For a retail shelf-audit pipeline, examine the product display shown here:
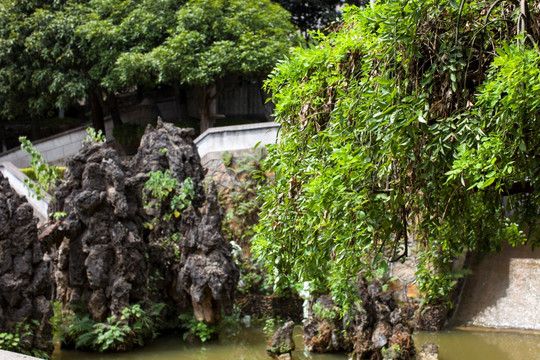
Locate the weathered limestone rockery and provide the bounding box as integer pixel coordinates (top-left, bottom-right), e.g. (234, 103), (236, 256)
(49, 142), (149, 321)
(131, 122), (238, 323)
(303, 279), (415, 359)
(0, 173), (54, 355)
(48, 121), (238, 328)
(266, 321), (296, 359)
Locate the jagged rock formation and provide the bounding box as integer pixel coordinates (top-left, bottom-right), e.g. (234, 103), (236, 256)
(48, 121), (238, 329)
(266, 321), (295, 359)
(303, 279), (415, 359)
(0, 173), (54, 355)
(49, 142), (149, 321)
(130, 122), (237, 323)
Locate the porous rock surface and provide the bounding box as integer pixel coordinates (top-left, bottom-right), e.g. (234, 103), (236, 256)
(0, 173), (54, 355)
(303, 279), (415, 359)
(48, 121), (238, 327)
(266, 321), (295, 359)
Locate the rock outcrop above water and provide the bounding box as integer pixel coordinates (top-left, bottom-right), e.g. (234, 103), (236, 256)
(267, 321), (295, 359)
(48, 121), (238, 330)
(0, 173), (54, 355)
(131, 122), (237, 323)
(303, 279), (415, 359)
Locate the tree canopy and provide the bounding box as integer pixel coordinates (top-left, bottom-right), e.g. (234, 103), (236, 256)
(0, 0), (297, 134)
(254, 0), (540, 309)
(0, 0), (182, 132)
(115, 0), (298, 132)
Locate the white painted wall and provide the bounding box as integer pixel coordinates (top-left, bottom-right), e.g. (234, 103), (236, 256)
(0, 120), (114, 168)
(194, 122), (280, 160)
(0, 162), (50, 224)
(0, 121), (279, 168)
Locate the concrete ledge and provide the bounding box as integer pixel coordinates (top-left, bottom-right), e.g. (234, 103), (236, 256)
(0, 162), (50, 223)
(0, 120), (114, 168)
(194, 122), (280, 160)
(0, 349), (43, 360)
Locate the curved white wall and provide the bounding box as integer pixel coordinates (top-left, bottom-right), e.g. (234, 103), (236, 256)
(194, 122), (280, 160)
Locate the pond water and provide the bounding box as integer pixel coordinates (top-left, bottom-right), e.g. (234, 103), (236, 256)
(414, 329), (540, 360)
(53, 327), (540, 360)
(52, 326), (345, 360)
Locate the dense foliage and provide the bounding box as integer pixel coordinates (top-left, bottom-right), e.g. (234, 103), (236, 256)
(54, 302), (165, 352)
(215, 151), (273, 294)
(254, 0), (540, 308)
(0, 320), (49, 359)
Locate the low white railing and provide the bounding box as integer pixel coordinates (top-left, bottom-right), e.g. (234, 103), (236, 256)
(194, 122), (280, 160)
(0, 121), (278, 168)
(0, 120), (114, 168)
(0, 162), (50, 223)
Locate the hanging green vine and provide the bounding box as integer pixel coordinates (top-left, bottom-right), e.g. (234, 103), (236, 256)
(254, 0), (540, 308)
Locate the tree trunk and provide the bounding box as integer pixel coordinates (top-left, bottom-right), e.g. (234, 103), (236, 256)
(199, 101), (212, 134)
(30, 117), (40, 141)
(198, 86), (213, 133)
(174, 82), (189, 123)
(89, 90), (106, 135)
(105, 91), (123, 127)
(0, 121), (6, 152)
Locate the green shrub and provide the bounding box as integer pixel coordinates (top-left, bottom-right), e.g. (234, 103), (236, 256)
(84, 127), (106, 143)
(178, 313), (218, 343)
(0, 320), (49, 359)
(20, 167), (66, 182)
(19, 136), (61, 200)
(57, 302), (165, 352)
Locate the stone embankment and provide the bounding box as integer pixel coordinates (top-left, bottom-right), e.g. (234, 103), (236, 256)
(451, 242), (540, 330)
(302, 279), (416, 360)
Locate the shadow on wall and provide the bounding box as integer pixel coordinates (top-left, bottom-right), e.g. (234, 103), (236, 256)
(451, 242), (540, 330)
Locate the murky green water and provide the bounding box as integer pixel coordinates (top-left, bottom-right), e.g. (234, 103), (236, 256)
(53, 327), (540, 360)
(414, 329), (540, 360)
(52, 326), (346, 360)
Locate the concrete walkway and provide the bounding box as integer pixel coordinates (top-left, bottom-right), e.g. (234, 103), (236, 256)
(0, 350), (43, 360)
